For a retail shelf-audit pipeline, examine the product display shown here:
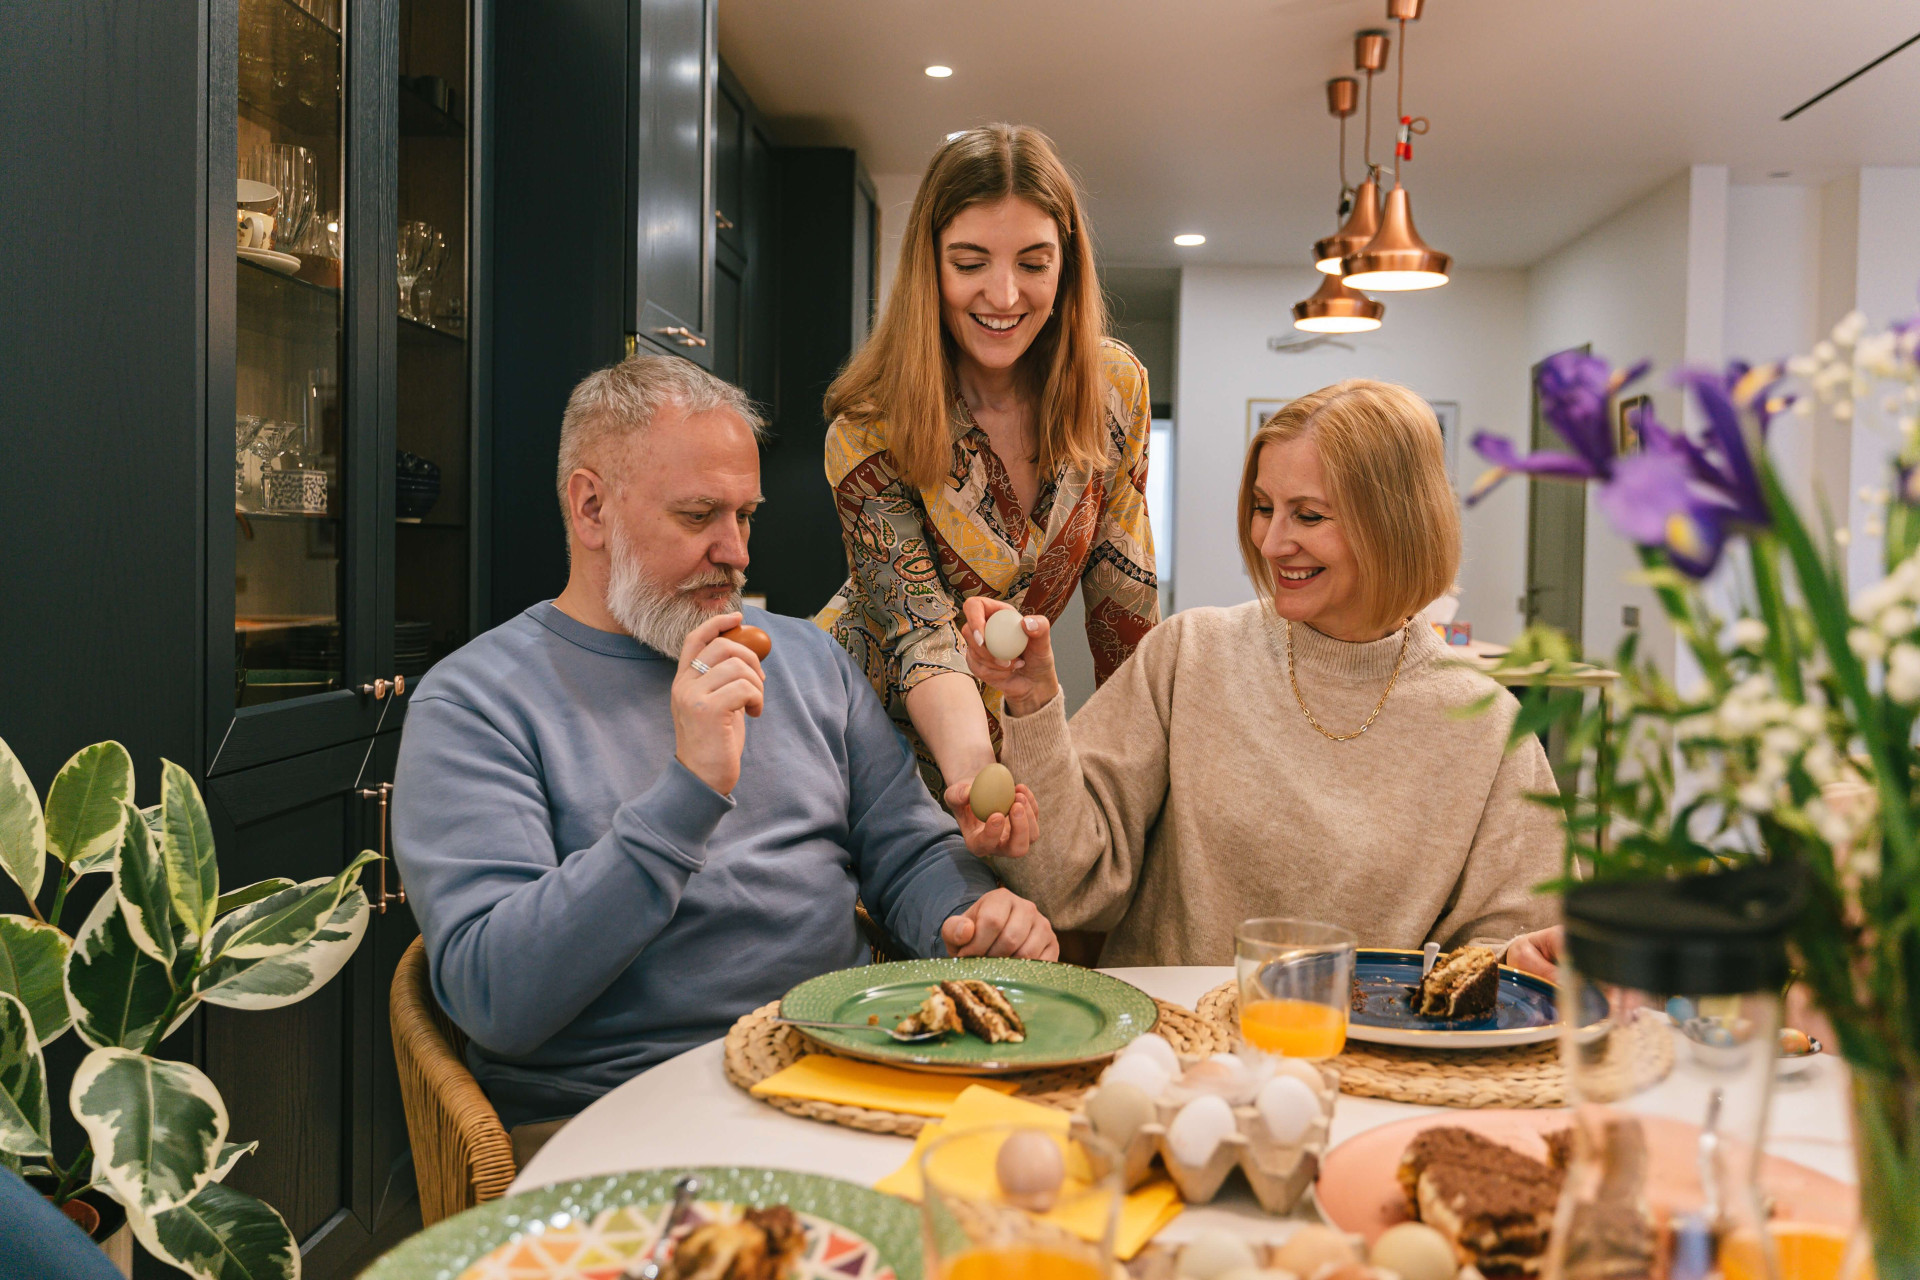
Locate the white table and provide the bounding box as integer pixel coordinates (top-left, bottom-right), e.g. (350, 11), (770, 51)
(513, 967), (1856, 1248)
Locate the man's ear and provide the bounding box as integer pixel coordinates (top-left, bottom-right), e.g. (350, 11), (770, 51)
(566, 468), (610, 551)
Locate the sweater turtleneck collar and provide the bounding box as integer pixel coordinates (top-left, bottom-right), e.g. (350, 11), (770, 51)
(1263, 607), (1446, 686)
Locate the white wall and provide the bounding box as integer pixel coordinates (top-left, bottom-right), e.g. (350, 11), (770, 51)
(1172, 265), (1532, 638)
(873, 172), (922, 316)
(1525, 170), (1694, 673)
(1847, 168), (1920, 588)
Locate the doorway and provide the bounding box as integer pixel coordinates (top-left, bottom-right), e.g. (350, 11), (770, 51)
(1522, 350), (1588, 647)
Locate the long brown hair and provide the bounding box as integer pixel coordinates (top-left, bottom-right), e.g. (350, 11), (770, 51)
(1238, 380), (1460, 635)
(825, 124), (1110, 490)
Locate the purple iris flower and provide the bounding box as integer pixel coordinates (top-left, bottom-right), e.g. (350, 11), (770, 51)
(1466, 351), (1649, 504)
(1671, 363), (1775, 528)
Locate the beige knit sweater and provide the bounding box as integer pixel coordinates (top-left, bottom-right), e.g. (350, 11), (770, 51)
(996, 602), (1563, 967)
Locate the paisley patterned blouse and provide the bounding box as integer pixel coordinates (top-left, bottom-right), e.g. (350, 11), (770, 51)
(816, 340), (1161, 771)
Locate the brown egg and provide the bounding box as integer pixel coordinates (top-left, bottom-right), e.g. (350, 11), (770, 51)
(995, 1129), (1064, 1212)
(721, 624), (772, 660)
(1272, 1225), (1361, 1279)
(1779, 1027), (1813, 1055)
(970, 763), (1016, 820)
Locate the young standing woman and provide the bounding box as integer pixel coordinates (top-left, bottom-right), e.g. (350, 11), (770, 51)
(817, 124), (1160, 855)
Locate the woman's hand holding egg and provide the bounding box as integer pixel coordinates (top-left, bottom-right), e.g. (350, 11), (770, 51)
(961, 598), (1060, 716)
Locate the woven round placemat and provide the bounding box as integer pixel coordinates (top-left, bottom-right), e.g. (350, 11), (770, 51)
(1195, 980), (1673, 1109)
(723, 998), (1224, 1136)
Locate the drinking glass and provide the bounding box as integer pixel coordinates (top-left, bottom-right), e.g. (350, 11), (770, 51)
(920, 1124), (1119, 1280)
(1235, 918), (1356, 1059)
(235, 414), (264, 507)
(412, 229), (446, 325)
(396, 220), (434, 318)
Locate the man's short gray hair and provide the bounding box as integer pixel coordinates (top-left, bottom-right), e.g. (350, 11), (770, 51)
(556, 354), (766, 517)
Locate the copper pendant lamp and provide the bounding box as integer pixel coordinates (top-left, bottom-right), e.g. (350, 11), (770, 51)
(1342, 0), (1451, 291)
(1314, 32), (1388, 274)
(1293, 271), (1384, 333)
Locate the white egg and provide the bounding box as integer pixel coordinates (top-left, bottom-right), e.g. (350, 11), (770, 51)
(983, 609), (1030, 661)
(1175, 1230), (1258, 1280)
(1084, 1081), (1157, 1146)
(1273, 1225), (1361, 1279)
(1255, 1075), (1321, 1145)
(1102, 1051), (1173, 1097)
(1269, 1057), (1328, 1096)
(1369, 1223), (1458, 1280)
(1166, 1094), (1238, 1167)
(994, 1129), (1065, 1212)
(1122, 1031), (1182, 1077)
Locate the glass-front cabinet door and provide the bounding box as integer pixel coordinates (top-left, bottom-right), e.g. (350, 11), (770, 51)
(233, 0), (349, 707)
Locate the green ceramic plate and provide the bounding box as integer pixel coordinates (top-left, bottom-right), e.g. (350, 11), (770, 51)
(779, 957), (1159, 1074)
(360, 1166), (921, 1280)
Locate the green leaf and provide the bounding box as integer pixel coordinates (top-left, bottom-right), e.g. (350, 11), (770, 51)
(0, 916), (72, 1046)
(0, 992), (52, 1159)
(114, 800), (178, 965)
(209, 1140), (257, 1184)
(71, 1046), (227, 1215)
(125, 1180), (298, 1280)
(195, 891), (368, 1011)
(209, 850), (379, 962)
(44, 742), (133, 870)
(159, 760), (219, 940)
(0, 736), (47, 905)
(65, 891), (176, 1051)
(214, 879), (294, 918)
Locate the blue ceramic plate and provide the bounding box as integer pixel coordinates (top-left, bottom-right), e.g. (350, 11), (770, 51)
(1346, 948), (1609, 1048)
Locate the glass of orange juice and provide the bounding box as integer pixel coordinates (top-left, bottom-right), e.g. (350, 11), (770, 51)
(919, 1124), (1120, 1280)
(1235, 917), (1357, 1059)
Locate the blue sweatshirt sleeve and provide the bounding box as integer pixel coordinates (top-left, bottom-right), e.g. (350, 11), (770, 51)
(391, 692), (733, 1057)
(833, 649), (999, 957)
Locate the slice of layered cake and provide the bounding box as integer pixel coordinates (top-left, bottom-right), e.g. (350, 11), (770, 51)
(1414, 945), (1501, 1020)
(895, 980), (1027, 1043)
(1398, 1126), (1563, 1275)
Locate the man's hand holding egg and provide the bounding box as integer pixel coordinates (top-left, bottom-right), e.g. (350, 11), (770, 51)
(942, 765), (1038, 860)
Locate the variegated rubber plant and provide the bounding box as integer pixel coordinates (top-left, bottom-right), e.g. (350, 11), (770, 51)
(0, 735), (378, 1280)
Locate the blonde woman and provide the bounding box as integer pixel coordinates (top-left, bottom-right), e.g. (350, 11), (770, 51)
(817, 125), (1160, 855)
(960, 380), (1565, 970)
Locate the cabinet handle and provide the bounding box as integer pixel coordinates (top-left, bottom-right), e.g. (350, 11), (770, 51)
(355, 782), (407, 914)
(358, 674), (407, 700)
(652, 326), (709, 349)
(714, 208), (735, 230)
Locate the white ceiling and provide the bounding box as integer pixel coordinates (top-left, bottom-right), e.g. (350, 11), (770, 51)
(719, 0), (1920, 270)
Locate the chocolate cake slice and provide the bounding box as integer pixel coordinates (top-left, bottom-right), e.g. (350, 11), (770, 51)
(939, 979), (1026, 1043)
(1414, 945), (1501, 1020)
(896, 986), (964, 1037)
(1399, 1126), (1564, 1275)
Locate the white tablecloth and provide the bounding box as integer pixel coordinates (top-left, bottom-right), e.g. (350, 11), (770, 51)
(512, 966), (1856, 1248)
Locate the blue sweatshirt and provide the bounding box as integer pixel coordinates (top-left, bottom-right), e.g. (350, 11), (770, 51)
(391, 602), (998, 1127)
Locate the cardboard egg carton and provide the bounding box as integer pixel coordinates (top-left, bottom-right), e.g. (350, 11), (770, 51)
(1069, 1057), (1340, 1214)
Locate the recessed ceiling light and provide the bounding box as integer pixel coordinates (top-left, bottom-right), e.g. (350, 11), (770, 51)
(925, 65), (953, 78)
(1173, 233), (1206, 247)
(1769, 170), (1792, 179)
(946, 131), (966, 141)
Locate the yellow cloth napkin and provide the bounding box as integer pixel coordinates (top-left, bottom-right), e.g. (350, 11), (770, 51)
(748, 1054), (1018, 1118)
(874, 1085), (1185, 1261)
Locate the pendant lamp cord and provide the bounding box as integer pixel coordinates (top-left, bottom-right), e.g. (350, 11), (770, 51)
(1338, 112), (1348, 193)
(1362, 65), (1374, 171)
(1392, 16), (1430, 186)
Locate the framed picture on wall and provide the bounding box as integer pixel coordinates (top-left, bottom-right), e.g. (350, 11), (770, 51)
(1247, 398), (1289, 445)
(1617, 394), (1651, 455)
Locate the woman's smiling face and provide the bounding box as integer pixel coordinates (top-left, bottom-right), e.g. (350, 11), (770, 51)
(938, 196), (1061, 375)
(1249, 433), (1377, 641)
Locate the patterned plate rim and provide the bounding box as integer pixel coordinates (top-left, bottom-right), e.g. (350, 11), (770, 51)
(359, 1166), (922, 1280)
(780, 957), (1160, 1074)
(1344, 948), (1609, 1048)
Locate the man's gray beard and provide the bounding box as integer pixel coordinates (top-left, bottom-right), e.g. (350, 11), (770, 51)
(605, 521), (744, 656)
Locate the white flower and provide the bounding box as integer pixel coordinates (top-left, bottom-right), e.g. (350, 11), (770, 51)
(1854, 578), (1903, 621)
(1761, 725), (1803, 757)
(1787, 354), (1819, 378)
(1835, 400), (1855, 422)
(1850, 627), (1888, 660)
(1736, 781), (1775, 812)
(1731, 618), (1769, 650)
(1868, 519), (1886, 540)
(1836, 527), (1854, 546)
(1888, 644), (1920, 703)
(1877, 607), (1914, 639)
(1833, 312), (1867, 346)
(1803, 738), (1841, 784)
(1790, 705), (1825, 737)
(1814, 340), (1840, 363)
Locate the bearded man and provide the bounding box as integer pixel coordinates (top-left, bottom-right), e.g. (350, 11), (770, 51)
(392, 355), (1056, 1156)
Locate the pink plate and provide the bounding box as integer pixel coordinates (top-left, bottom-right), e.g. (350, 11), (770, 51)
(1315, 1110), (1856, 1244)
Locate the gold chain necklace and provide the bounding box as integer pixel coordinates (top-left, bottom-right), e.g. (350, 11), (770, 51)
(1283, 617), (1410, 742)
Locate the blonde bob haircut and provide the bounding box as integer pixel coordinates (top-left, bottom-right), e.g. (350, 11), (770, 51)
(1238, 380), (1460, 636)
(824, 123), (1109, 491)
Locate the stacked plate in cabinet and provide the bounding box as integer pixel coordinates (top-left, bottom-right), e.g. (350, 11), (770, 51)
(395, 620), (433, 678)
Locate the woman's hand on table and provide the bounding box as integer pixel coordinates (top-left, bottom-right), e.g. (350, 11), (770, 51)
(942, 778), (1039, 859)
(941, 887), (1059, 960)
(961, 599), (1059, 717)
(1505, 926), (1563, 979)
